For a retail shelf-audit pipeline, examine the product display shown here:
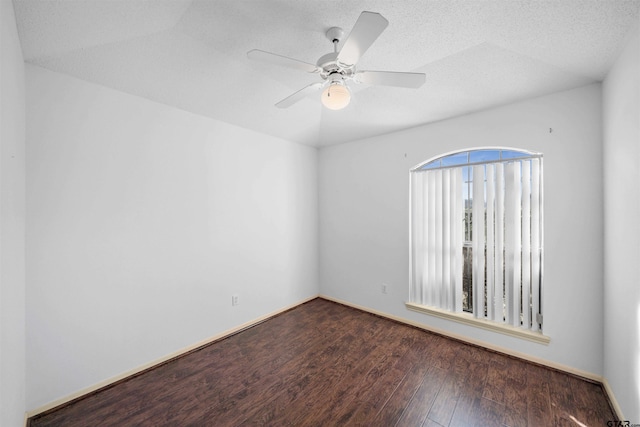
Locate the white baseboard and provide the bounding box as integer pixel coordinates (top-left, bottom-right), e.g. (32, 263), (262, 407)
(25, 294), (319, 423)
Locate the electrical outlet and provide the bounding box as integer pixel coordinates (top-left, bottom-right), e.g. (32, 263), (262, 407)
(381, 283), (388, 294)
(232, 294), (239, 306)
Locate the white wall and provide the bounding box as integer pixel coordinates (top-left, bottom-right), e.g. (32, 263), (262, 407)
(1, 0), (27, 425)
(319, 84), (604, 376)
(25, 65), (318, 410)
(603, 23), (640, 422)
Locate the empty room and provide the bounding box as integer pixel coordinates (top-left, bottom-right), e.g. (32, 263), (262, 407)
(1, 0), (639, 426)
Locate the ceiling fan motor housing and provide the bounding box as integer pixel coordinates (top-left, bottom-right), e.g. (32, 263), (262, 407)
(317, 52), (355, 80)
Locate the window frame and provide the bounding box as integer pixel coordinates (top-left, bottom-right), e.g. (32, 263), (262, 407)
(407, 147), (549, 344)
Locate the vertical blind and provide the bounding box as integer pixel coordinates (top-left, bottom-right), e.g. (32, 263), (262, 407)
(410, 155), (543, 331)
(410, 168), (463, 311)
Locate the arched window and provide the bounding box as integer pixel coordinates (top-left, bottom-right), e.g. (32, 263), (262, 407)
(409, 148), (544, 332)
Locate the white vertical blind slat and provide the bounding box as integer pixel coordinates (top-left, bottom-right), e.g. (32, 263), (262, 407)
(435, 170), (443, 306)
(495, 163), (505, 323)
(486, 164), (495, 321)
(419, 173), (427, 305)
(539, 159), (544, 330)
(504, 162), (517, 325)
(409, 173), (416, 302)
(505, 161), (523, 327)
(531, 158), (541, 331)
(442, 169), (451, 309)
(521, 161), (531, 329)
(453, 167), (464, 313)
(513, 162), (522, 328)
(417, 173), (426, 305)
(472, 165), (485, 319)
(427, 171), (436, 307)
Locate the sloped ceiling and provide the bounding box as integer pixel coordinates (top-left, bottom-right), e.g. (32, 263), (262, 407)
(13, 0), (640, 147)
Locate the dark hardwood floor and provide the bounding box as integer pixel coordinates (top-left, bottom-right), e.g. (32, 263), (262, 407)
(28, 298), (616, 426)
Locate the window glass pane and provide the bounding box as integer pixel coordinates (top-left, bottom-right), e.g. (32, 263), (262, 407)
(420, 160), (440, 170)
(441, 152), (468, 167)
(470, 149), (500, 163)
(463, 245), (473, 312)
(501, 149), (529, 159)
(462, 165), (472, 181)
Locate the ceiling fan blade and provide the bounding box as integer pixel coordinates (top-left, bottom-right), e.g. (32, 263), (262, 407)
(247, 49), (321, 73)
(356, 70), (426, 88)
(337, 11), (388, 66)
(275, 82), (324, 108)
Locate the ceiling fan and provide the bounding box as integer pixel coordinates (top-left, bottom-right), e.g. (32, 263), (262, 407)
(247, 11), (426, 110)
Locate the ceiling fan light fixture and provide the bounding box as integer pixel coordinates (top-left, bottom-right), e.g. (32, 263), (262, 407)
(321, 81), (351, 110)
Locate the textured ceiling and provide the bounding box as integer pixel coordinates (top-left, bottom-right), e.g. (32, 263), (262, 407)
(13, 0), (640, 147)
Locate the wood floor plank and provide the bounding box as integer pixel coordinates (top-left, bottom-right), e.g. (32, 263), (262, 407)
(500, 377), (529, 427)
(426, 370), (466, 426)
(28, 298), (616, 427)
(448, 393), (478, 427)
(449, 395), (506, 427)
(423, 419), (447, 427)
(371, 336), (434, 426)
(527, 381), (553, 427)
(395, 365), (447, 427)
(565, 373), (616, 425)
(373, 362), (429, 426)
(347, 342), (422, 425)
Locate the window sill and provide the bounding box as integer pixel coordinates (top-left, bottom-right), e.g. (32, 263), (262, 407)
(405, 302), (550, 345)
